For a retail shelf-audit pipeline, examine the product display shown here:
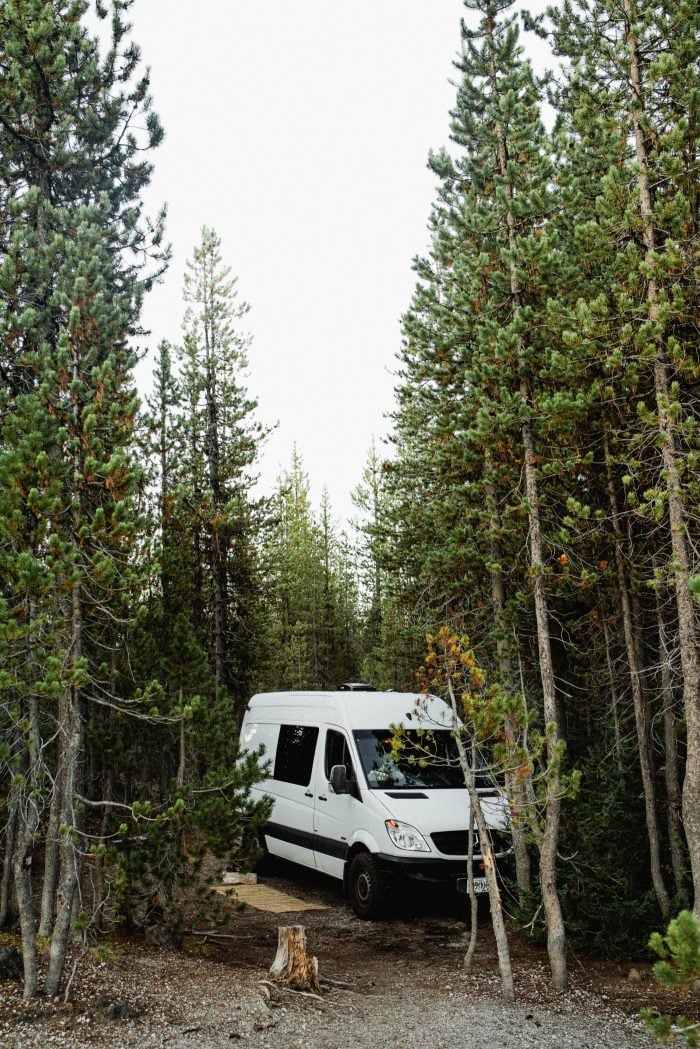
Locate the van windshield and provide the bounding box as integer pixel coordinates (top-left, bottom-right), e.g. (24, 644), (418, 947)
(353, 729), (472, 790)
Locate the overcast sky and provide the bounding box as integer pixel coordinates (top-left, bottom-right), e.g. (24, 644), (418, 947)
(132, 1), (551, 523)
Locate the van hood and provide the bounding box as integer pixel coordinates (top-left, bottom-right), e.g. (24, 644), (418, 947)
(366, 787), (509, 834)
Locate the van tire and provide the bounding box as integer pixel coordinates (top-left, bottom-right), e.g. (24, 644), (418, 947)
(348, 852), (385, 919)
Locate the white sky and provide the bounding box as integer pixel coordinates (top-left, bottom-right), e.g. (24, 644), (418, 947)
(132, 0), (551, 523)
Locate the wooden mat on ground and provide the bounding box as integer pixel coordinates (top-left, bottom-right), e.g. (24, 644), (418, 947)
(216, 883), (327, 913)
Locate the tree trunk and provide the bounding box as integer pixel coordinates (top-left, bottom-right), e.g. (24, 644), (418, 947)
(463, 811), (479, 975)
(13, 695), (43, 998)
(92, 767), (114, 928)
(0, 789), (19, 928)
(605, 439), (670, 919)
(602, 617), (624, 772)
(45, 687), (85, 997)
(446, 679), (514, 1001)
(45, 561), (85, 998)
(13, 810), (40, 999)
(12, 593), (47, 998)
(465, 768), (514, 1000)
(521, 413), (568, 991)
(269, 926), (320, 993)
(622, 0), (700, 917)
(655, 587), (686, 901)
(38, 775), (61, 938)
(485, 465), (533, 898)
(46, 345), (88, 997)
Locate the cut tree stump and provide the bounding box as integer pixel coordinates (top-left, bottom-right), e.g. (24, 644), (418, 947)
(269, 925), (320, 993)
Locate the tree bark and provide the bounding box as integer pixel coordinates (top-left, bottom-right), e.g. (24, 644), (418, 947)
(45, 685), (85, 997)
(0, 789), (19, 928)
(269, 926), (320, 993)
(655, 586), (686, 901)
(485, 465), (532, 897)
(45, 333), (89, 996)
(13, 825), (39, 999)
(521, 415), (568, 991)
(46, 424), (86, 997)
(13, 695), (43, 998)
(605, 439), (670, 919)
(602, 617), (624, 772)
(463, 810), (479, 976)
(38, 774), (61, 938)
(92, 767), (114, 928)
(446, 678), (514, 1001)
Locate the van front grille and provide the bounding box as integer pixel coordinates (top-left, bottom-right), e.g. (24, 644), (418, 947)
(430, 829), (510, 857)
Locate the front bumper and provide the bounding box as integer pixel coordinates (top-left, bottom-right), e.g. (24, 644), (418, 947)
(374, 852), (485, 886)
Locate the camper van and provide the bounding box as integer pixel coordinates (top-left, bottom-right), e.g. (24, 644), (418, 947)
(239, 688), (510, 918)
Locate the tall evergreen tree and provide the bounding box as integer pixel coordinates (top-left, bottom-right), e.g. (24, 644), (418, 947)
(156, 227), (268, 710)
(551, 0), (700, 917)
(260, 450), (361, 691)
(384, 0), (588, 985)
(0, 0), (166, 996)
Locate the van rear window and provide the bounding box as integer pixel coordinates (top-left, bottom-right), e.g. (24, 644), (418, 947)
(274, 725), (319, 786)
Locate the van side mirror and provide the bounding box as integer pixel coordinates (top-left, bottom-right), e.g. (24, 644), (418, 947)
(330, 764), (348, 794)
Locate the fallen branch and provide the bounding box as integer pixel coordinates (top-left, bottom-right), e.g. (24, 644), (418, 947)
(181, 929), (255, 940)
(259, 979), (325, 1004)
(319, 976), (353, 990)
(63, 955), (81, 1003)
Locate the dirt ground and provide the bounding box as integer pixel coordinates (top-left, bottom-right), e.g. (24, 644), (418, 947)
(1, 861), (698, 1048)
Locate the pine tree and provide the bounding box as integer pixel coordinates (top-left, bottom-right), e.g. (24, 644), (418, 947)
(551, 0), (700, 917)
(385, 0), (571, 985)
(124, 233), (270, 810)
(352, 442), (391, 686)
(0, 0), (166, 996)
(175, 226), (265, 700)
(260, 450), (361, 691)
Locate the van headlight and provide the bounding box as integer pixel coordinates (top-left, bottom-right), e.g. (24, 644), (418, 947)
(385, 819), (431, 852)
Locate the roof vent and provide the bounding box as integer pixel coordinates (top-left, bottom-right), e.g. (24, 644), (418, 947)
(337, 682), (378, 692)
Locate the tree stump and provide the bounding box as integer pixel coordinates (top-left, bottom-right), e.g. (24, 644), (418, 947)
(269, 925), (320, 993)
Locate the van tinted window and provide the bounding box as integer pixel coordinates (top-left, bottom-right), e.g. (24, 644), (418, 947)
(324, 729), (354, 780)
(274, 725), (319, 786)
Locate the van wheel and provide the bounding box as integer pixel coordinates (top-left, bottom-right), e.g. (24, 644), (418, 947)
(348, 852), (385, 919)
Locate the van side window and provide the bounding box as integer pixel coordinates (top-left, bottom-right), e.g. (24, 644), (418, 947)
(325, 730), (354, 781)
(325, 730), (361, 800)
(274, 725), (319, 786)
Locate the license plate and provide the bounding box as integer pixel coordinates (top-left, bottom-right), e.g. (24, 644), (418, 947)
(456, 876), (487, 894)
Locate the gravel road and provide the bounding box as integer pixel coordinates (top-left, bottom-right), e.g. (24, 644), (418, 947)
(0, 862), (669, 1048)
(1, 953), (656, 1049)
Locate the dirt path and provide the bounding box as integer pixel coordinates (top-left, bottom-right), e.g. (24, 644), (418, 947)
(0, 862), (690, 1048)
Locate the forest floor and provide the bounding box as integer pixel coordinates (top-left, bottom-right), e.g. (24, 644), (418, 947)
(1, 861), (698, 1049)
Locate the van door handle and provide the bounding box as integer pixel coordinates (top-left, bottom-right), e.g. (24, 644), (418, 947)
(318, 794), (327, 802)
(304, 791), (313, 798)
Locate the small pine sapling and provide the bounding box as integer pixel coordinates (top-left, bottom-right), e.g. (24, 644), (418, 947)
(642, 910), (700, 1047)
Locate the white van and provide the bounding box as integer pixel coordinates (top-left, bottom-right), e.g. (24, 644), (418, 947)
(239, 688), (510, 918)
